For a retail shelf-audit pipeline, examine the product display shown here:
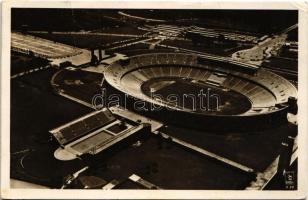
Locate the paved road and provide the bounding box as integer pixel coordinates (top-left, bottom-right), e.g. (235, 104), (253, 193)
(28, 31), (142, 38)
(118, 11), (167, 22)
(11, 65), (51, 79)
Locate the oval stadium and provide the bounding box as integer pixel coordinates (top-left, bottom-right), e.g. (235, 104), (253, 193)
(104, 53), (297, 131)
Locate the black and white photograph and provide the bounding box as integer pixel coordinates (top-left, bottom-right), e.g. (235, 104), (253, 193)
(1, 1), (308, 199)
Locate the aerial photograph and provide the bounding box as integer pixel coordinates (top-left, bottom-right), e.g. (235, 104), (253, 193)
(10, 9), (298, 190)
